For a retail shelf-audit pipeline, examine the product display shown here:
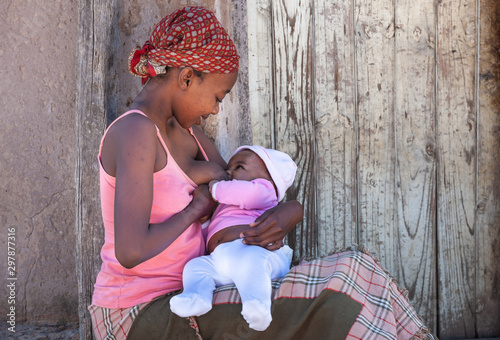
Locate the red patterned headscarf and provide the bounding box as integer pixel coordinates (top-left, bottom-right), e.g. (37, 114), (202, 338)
(129, 6), (240, 84)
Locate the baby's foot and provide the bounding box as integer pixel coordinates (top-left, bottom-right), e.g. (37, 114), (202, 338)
(241, 300), (272, 331)
(169, 293), (212, 317)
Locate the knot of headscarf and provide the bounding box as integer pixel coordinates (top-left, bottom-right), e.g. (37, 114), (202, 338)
(129, 6), (240, 85)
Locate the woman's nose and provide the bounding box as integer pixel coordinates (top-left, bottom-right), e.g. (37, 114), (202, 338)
(212, 102), (220, 115)
(225, 169), (231, 177)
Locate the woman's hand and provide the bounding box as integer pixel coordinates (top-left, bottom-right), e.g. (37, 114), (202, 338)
(190, 184), (218, 222)
(240, 200), (303, 251)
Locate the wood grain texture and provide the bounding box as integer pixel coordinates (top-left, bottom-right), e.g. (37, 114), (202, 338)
(246, 0), (274, 149)
(354, 0), (397, 273)
(436, 0), (477, 337)
(77, 0), (500, 337)
(394, 0), (437, 332)
(75, 0), (118, 339)
(476, 0), (500, 336)
(314, 1), (358, 254)
(202, 1), (251, 160)
(272, 0), (317, 259)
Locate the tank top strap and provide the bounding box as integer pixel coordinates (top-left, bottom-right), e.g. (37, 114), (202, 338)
(188, 127), (209, 161)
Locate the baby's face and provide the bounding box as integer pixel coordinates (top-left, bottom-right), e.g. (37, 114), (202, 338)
(226, 150), (273, 182)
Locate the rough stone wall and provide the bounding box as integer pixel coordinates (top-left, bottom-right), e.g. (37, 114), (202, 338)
(0, 0), (79, 326)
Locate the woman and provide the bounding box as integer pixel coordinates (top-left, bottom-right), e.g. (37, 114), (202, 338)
(88, 6), (302, 340)
(89, 6), (434, 340)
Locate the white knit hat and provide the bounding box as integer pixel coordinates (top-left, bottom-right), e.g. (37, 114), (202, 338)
(233, 145), (297, 201)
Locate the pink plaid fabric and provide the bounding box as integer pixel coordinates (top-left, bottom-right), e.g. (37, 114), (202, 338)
(212, 247), (435, 340)
(88, 302), (148, 340)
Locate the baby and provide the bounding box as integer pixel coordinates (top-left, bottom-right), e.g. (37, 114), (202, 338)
(170, 145), (297, 331)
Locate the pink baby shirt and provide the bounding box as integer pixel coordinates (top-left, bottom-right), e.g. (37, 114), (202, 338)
(92, 110), (206, 309)
(206, 178), (278, 246)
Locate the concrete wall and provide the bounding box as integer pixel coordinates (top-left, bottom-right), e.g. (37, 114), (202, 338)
(0, 0), (79, 326)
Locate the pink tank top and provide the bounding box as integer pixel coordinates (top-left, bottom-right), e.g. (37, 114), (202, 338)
(92, 110), (207, 308)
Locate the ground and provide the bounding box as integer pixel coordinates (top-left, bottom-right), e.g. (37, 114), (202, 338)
(0, 324), (79, 340)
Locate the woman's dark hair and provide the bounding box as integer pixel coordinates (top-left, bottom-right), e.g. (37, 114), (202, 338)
(192, 69), (204, 78)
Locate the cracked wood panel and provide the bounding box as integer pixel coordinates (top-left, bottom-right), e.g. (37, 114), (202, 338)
(477, 0), (500, 336)
(394, 0), (437, 332)
(355, 0), (397, 274)
(436, 0), (477, 337)
(247, 0), (274, 149)
(314, 0), (358, 255)
(76, 0), (118, 339)
(78, 1), (500, 338)
(201, 1), (252, 159)
(272, 0), (317, 259)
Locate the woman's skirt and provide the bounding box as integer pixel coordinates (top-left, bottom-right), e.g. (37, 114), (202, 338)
(125, 246), (436, 340)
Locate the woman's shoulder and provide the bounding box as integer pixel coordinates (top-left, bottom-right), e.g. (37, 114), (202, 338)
(100, 112), (159, 175)
(106, 112), (157, 143)
(112, 111), (155, 131)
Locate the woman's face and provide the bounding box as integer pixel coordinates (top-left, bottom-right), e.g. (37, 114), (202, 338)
(173, 70), (238, 128)
(226, 150), (273, 182)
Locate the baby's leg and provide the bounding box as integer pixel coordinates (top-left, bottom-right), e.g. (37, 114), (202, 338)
(169, 256), (219, 317)
(225, 242), (292, 331)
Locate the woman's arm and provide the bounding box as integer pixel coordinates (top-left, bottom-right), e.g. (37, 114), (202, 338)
(241, 200), (303, 251)
(110, 116), (216, 269)
(206, 200), (303, 253)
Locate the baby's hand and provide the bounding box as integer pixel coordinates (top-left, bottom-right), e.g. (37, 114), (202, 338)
(209, 179), (220, 195)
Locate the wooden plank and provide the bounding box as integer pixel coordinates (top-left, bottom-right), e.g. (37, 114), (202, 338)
(202, 1), (252, 160)
(354, 0), (397, 273)
(314, 0), (357, 254)
(272, 0), (317, 260)
(394, 0), (437, 332)
(246, 0), (274, 149)
(476, 0), (500, 336)
(75, 0), (118, 338)
(436, 0), (477, 337)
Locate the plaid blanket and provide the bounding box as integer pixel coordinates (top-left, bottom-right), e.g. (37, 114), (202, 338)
(128, 246), (436, 339)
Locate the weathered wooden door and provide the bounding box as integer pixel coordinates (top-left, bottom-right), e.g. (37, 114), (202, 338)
(76, 0), (499, 339)
(246, 0), (500, 338)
